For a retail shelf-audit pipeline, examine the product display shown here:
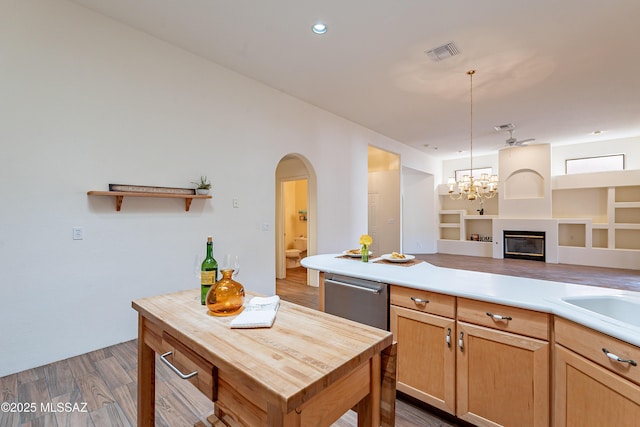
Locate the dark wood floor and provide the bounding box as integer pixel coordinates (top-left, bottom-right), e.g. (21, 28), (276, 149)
(0, 268), (455, 427)
(414, 253), (639, 291)
(1, 256), (636, 426)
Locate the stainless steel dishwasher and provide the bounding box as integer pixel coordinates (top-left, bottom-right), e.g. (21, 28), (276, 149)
(324, 273), (389, 330)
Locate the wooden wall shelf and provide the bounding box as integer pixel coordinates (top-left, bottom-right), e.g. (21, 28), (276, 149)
(87, 191), (211, 212)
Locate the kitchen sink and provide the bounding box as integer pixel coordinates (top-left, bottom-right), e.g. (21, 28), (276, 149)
(561, 295), (640, 327)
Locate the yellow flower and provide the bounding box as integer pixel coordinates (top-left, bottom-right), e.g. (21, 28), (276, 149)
(359, 234), (373, 246)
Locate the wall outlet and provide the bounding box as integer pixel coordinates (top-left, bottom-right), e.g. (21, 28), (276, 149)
(232, 197), (239, 208)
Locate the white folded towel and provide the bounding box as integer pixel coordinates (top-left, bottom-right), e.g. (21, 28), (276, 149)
(230, 296), (280, 329)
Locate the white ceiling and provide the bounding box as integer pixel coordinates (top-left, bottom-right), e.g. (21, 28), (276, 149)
(71, 0), (640, 159)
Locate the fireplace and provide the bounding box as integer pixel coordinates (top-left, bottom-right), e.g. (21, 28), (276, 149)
(503, 230), (546, 261)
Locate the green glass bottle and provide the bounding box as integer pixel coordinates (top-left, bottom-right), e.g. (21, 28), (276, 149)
(201, 236), (218, 305)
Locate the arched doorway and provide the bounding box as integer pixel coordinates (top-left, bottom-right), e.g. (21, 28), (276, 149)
(275, 154), (318, 286)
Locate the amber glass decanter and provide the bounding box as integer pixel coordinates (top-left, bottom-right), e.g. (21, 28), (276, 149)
(206, 269), (245, 316)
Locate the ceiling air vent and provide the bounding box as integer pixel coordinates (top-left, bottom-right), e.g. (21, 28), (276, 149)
(425, 42), (460, 62)
(494, 123), (515, 132)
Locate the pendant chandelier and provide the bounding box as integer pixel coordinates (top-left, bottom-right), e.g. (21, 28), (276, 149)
(448, 70), (498, 202)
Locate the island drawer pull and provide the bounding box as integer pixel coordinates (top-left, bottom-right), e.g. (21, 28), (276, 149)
(410, 296), (429, 304)
(602, 348), (638, 367)
(486, 312), (512, 321)
(160, 351), (198, 379)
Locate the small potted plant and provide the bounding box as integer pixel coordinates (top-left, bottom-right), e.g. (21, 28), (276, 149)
(192, 176), (212, 195)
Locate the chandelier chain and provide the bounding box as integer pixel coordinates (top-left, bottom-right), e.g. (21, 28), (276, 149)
(447, 69), (499, 204)
(468, 69), (474, 175)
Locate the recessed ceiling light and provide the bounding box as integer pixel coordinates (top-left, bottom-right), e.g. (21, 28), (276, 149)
(591, 130), (606, 135)
(312, 23), (327, 34)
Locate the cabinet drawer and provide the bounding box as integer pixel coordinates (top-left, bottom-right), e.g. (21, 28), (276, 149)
(161, 332), (218, 401)
(390, 285), (455, 318)
(457, 298), (550, 340)
(555, 317), (640, 385)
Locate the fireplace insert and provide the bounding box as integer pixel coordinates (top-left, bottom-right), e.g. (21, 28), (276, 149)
(503, 230), (545, 261)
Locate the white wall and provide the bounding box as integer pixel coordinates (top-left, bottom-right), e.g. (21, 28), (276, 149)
(551, 137), (640, 176)
(441, 153), (499, 184)
(442, 137), (640, 184)
(499, 144), (552, 218)
(402, 167), (436, 253)
(0, 0), (437, 376)
(368, 170), (401, 255)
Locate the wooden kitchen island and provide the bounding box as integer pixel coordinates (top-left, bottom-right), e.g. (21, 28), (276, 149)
(132, 289), (395, 426)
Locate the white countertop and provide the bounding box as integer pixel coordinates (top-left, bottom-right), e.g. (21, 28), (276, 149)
(302, 254), (640, 347)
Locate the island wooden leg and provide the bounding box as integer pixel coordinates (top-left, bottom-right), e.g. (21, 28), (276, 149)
(380, 342), (397, 427)
(356, 353), (381, 427)
(138, 316), (156, 427)
(266, 401), (291, 426)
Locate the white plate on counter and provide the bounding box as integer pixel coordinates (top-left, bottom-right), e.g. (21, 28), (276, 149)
(381, 253), (415, 263)
(342, 250), (372, 258)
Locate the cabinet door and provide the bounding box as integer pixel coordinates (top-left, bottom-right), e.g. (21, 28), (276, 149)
(456, 322), (549, 427)
(390, 305), (455, 414)
(555, 344), (640, 427)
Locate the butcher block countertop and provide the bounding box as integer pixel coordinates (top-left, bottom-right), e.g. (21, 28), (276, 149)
(302, 254), (640, 347)
(132, 289), (394, 424)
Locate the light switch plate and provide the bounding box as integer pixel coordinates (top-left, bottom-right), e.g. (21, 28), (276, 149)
(72, 227), (84, 240)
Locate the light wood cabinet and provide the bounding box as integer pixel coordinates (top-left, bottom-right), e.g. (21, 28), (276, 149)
(390, 291), (551, 426)
(554, 318), (640, 427)
(389, 286), (456, 414)
(456, 298), (550, 427)
(456, 321), (549, 427)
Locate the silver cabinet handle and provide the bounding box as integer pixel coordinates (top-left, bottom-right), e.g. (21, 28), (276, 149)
(410, 296), (429, 304)
(486, 312), (512, 321)
(458, 331), (464, 351)
(160, 351), (198, 379)
(602, 348), (638, 367)
(446, 328), (451, 348)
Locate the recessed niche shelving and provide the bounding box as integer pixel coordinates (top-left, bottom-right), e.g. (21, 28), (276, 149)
(615, 185), (640, 202)
(553, 181), (640, 251)
(558, 222), (586, 247)
(437, 193), (497, 257)
(592, 228), (608, 249)
(435, 170), (640, 268)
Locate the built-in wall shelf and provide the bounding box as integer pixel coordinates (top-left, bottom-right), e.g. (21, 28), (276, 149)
(437, 170), (640, 268)
(437, 192), (499, 256)
(87, 191), (212, 212)
(551, 178), (640, 270)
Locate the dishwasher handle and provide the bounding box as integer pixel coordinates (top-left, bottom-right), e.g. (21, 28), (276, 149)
(325, 278), (384, 294)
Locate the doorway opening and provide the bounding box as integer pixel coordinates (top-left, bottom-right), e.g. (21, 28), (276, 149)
(368, 146), (401, 255)
(283, 179), (308, 269)
(275, 154), (317, 286)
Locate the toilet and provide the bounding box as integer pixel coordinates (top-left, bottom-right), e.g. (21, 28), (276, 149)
(285, 237), (308, 269)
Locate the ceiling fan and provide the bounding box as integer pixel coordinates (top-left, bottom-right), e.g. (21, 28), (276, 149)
(504, 129), (535, 146)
